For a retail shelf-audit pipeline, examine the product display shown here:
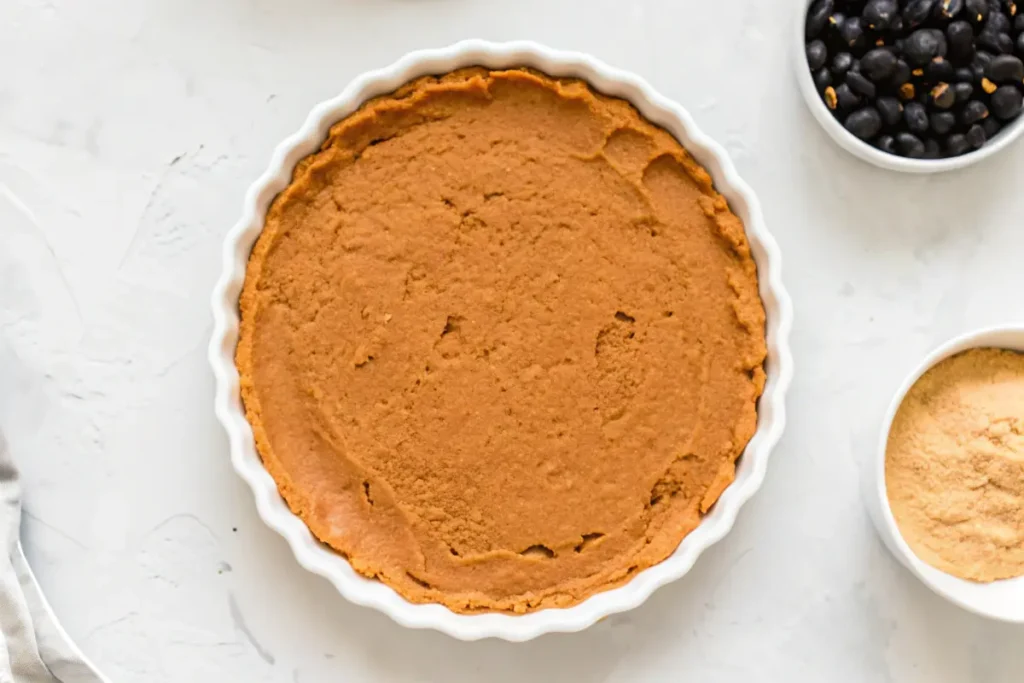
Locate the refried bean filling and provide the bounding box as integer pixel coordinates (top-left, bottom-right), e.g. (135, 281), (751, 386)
(236, 68), (766, 613)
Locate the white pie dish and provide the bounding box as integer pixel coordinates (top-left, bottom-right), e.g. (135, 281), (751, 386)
(208, 39), (794, 641)
(865, 325), (1024, 623)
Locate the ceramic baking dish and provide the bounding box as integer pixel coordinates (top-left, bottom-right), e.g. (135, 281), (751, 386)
(208, 39), (794, 641)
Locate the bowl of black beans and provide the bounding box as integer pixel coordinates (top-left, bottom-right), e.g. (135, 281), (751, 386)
(798, 0), (1024, 171)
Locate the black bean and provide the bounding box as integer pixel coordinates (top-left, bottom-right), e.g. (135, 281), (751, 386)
(839, 82), (864, 109)
(923, 138), (942, 158)
(962, 98), (991, 122)
(905, 29), (948, 65)
(931, 82), (958, 107)
(990, 83), (1024, 117)
(1015, 13), (1024, 32)
(807, 40), (829, 71)
(980, 29), (1015, 53)
(986, 10), (1012, 34)
(1017, 32), (1024, 57)
(931, 110), (958, 132)
(955, 66), (976, 82)
(954, 80), (976, 101)
(814, 67), (834, 92)
(947, 21), (976, 58)
(982, 116), (1004, 137)
(928, 56), (957, 81)
(890, 59), (913, 87)
(936, 0), (966, 19)
(946, 132), (972, 153)
(987, 53), (1024, 80)
(807, 0), (835, 38)
(828, 12), (847, 34)
(862, 48), (898, 80)
(845, 107), (884, 139)
(864, 0), (900, 29)
(835, 82), (862, 109)
(847, 71), (878, 97)
(967, 122), (988, 146)
(877, 95), (904, 124)
(840, 16), (867, 48)
(905, 0), (939, 27)
(875, 134), (897, 153)
(905, 101), (931, 132)
(896, 131), (928, 156)
(891, 14), (905, 32)
(971, 51), (994, 80)
(833, 51), (855, 76)
(977, 29), (1006, 52)
(966, 0), (990, 24)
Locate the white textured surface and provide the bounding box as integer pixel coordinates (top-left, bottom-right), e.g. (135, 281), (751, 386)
(2, 0), (1024, 680)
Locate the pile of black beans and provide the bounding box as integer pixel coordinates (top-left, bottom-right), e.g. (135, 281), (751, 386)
(805, 0), (1024, 159)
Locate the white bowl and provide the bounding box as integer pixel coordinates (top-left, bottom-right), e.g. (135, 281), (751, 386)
(794, 1), (1024, 173)
(866, 325), (1024, 623)
(208, 40), (794, 641)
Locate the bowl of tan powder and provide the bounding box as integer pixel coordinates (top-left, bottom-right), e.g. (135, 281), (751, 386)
(870, 325), (1024, 623)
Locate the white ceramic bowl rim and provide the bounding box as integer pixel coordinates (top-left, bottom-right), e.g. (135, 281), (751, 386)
(208, 39), (795, 641)
(793, 1), (1024, 174)
(875, 325), (1024, 623)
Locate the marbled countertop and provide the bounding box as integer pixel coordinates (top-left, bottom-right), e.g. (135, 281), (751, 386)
(3, 1), (1024, 681)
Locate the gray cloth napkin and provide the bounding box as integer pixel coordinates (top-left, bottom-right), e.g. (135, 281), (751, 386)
(0, 434), (107, 683)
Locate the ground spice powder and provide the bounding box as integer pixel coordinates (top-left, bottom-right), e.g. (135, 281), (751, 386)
(886, 348), (1024, 582)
